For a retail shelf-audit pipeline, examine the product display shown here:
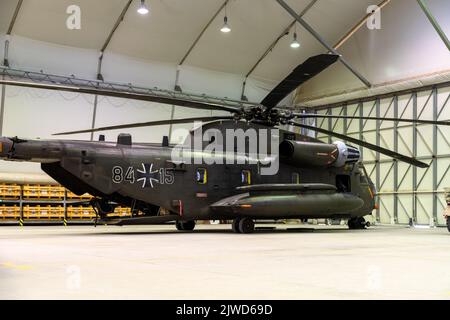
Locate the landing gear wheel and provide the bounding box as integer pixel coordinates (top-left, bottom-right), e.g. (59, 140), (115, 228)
(446, 217), (450, 233)
(176, 220), (196, 231)
(348, 217), (367, 230)
(238, 218), (255, 234)
(232, 218), (241, 233)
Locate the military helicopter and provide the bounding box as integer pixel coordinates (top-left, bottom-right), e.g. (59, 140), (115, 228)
(0, 54), (448, 233)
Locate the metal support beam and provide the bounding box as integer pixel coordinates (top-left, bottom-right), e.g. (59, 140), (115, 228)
(179, 0), (229, 66)
(308, 81), (450, 111)
(327, 108), (332, 144)
(275, 0), (371, 88)
(358, 102), (364, 160)
(97, 0), (133, 80)
(333, 0), (391, 50)
(0, 78), (5, 136)
(169, 0), (229, 140)
(375, 98), (381, 222)
(432, 87), (438, 226)
(90, 0), (133, 140)
(393, 95), (399, 223)
(343, 104), (348, 137)
(1, 0), (23, 136)
(412, 92), (418, 224)
(90, 95), (99, 141)
(416, 0), (450, 52)
(4, 0), (23, 67)
(241, 0), (318, 100)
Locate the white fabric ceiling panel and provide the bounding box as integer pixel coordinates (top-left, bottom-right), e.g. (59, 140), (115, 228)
(184, 0), (311, 77)
(107, 0), (224, 64)
(102, 51), (177, 89)
(0, 34), (4, 59)
(8, 35), (99, 78)
(12, 0), (126, 49)
(0, 0), (18, 34)
(297, 0), (450, 103)
(249, 0), (374, 82)
(177, 64), (244, 100)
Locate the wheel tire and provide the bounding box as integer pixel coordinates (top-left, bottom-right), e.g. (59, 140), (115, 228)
(446, 217), (450, 233)
(348, 219), (355, 229)
(238, 218), (255, 234)
(348, 217), (366, 230)
(175, 221), (184, 231)
(232, 218), (241, 233)
(182, 220), (196, 231)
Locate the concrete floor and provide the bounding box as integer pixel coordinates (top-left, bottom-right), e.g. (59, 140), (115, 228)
(0, 224), (449, 300)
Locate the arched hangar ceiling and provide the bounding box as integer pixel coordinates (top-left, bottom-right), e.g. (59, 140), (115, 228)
(1, 0), (449, 106)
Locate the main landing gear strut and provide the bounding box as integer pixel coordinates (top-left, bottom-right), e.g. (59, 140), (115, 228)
(232, 217), (255, 234)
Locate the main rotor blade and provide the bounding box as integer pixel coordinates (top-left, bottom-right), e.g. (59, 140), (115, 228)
(288, 121), (429, 168)
(0, 79), (239, 113)
(54, 116), (236, 136)
(292, 113), (450, 126)
(261, 54), (339, 109)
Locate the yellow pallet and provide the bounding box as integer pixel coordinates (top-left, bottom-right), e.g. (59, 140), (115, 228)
(23, 185), (65, 199)
(66, 190), (93, 200)
(67, 206), (96, 219)
(0, 206), (20, 219)
(109, 207), (132, 218)
(0, 184), (21, 199)
(23, 205), (65, 220)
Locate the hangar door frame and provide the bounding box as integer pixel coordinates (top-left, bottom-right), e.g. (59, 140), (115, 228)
(309, 83), (450, 227)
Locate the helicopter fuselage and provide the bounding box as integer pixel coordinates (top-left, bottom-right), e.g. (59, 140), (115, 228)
(0, 121), (376, 222)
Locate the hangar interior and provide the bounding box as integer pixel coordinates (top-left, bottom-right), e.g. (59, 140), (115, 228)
(0, 0), (450, 300)
(0, 0), (448, 226)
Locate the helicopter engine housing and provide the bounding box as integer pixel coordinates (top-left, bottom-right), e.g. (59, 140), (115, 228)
(279, 140), (360, 168)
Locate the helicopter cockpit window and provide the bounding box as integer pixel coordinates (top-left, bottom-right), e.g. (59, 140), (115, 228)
(196, 168), (207, 184)
(292, 173), (300, 184)
(241, 170), (251, 185)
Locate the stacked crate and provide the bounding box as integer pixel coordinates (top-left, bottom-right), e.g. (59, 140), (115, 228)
(0, 184), (21, 199)
(0, 205), (20, 220)
(23, 205), (65, 220)
(0, 182), (133, 223)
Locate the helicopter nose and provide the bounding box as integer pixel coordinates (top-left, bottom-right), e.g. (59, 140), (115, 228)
(0, 137), (13, 158)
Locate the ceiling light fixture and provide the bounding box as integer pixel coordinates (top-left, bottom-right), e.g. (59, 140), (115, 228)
(138, 0), (149, 15)
(290, 33), (300, 48)
(220, 4), (231, 33)
(290, 24), (300, 49)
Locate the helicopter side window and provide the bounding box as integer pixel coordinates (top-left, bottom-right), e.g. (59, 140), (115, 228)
(196, 168), (207, 184)
(336, 175), (351, 193)
(241, 170), (251, 185)
(292, 173), (300, 184)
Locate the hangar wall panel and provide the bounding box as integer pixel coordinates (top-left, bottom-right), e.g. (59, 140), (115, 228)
(315, 84), (450, 227)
